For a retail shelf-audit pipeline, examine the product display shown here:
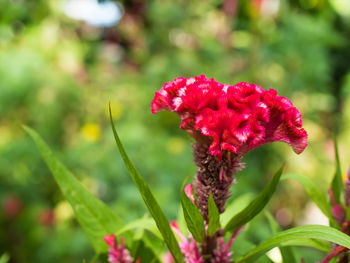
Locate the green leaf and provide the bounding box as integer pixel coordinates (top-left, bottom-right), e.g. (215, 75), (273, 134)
(281, 239), (331, 252)
(116, 217), (162, 239)
(0, 253), (9, 263)
(232, 236), (273, 262)
(331, 135), (343, 204)
(221, 193), (253, 227)
(236, 225), (350, 263)
(208, 194), (220, 237)
(283, 173), (332, 220)
(180, 183), (206, 243)
(24, 126), (123, 254)
(109, 106), (184, 263)
(131, 238), (161, 263)
(264, 212), (296, 263)
(224, 165), (284, 233)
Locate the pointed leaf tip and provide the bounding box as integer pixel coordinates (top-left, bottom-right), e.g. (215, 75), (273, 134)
(109, 107), (184, 262)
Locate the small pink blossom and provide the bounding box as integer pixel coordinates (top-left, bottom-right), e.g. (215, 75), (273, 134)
(104, 234), (133, 263)
(211, 226), (244, 263)
(152, 75), (307, 161)
(162, 251), (174, 263)
(170, 221), (203, 263)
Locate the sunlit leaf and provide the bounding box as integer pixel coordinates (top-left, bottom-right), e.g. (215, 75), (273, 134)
(236, 225), (350, 263)
(0, 253), (9, 263)
(25, 126), (123, 254)
(109, 105), (184, 263)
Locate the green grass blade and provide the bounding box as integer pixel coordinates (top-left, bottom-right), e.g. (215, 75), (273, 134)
(224, 165), (284, 233)
(24, 126), (124, 254)
(208, 194), (220, 237)
(236, 225), (350, 263)
(331, 135), (343, 204)
(108, 105), (184, 263)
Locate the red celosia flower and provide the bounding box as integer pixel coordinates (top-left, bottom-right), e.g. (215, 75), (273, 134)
(104, 234), (134, 263)
(152, 75), (307, 160)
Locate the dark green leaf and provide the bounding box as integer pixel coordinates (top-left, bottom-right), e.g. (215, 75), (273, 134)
(283, 173), (332, 221)
(224, 165), (284, 233)
(131, 238), (161, 263)
(181, 183), (206, 243)
(109, 106), (184, 263)
(208, 194), (220, 237)
(236, 225), (350, 263)
(331, 135), (343, 204)
(24, 126), (123, 254)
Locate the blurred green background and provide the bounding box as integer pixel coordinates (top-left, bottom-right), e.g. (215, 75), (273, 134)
(1, 0), (350, 262)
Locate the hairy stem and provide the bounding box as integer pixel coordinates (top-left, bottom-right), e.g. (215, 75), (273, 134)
(192, 143), (244, 221)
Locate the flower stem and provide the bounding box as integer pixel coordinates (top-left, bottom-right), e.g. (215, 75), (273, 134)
(192, 142), (244, 221)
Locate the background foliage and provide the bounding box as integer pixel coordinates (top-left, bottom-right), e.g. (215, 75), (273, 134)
(1, 0), (350, 262)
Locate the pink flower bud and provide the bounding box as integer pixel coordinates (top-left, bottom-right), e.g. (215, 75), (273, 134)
(329, 189), (345, 225)
(184, 184), (195, 204)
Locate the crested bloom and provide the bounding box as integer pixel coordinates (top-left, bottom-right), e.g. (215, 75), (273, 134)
(152, 75), (308, 219)
(104, 234), (134, 263)
(152, 75), (307, 160)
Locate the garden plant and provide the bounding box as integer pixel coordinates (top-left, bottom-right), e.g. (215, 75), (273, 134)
(24, 75), (350, 263)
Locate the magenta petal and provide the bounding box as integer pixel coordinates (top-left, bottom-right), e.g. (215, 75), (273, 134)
(152, 75), (308, 160)
(104, 234), (116, 248)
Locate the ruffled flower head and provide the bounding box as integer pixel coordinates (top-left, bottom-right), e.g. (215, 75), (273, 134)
(152, 75), (307, 160)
